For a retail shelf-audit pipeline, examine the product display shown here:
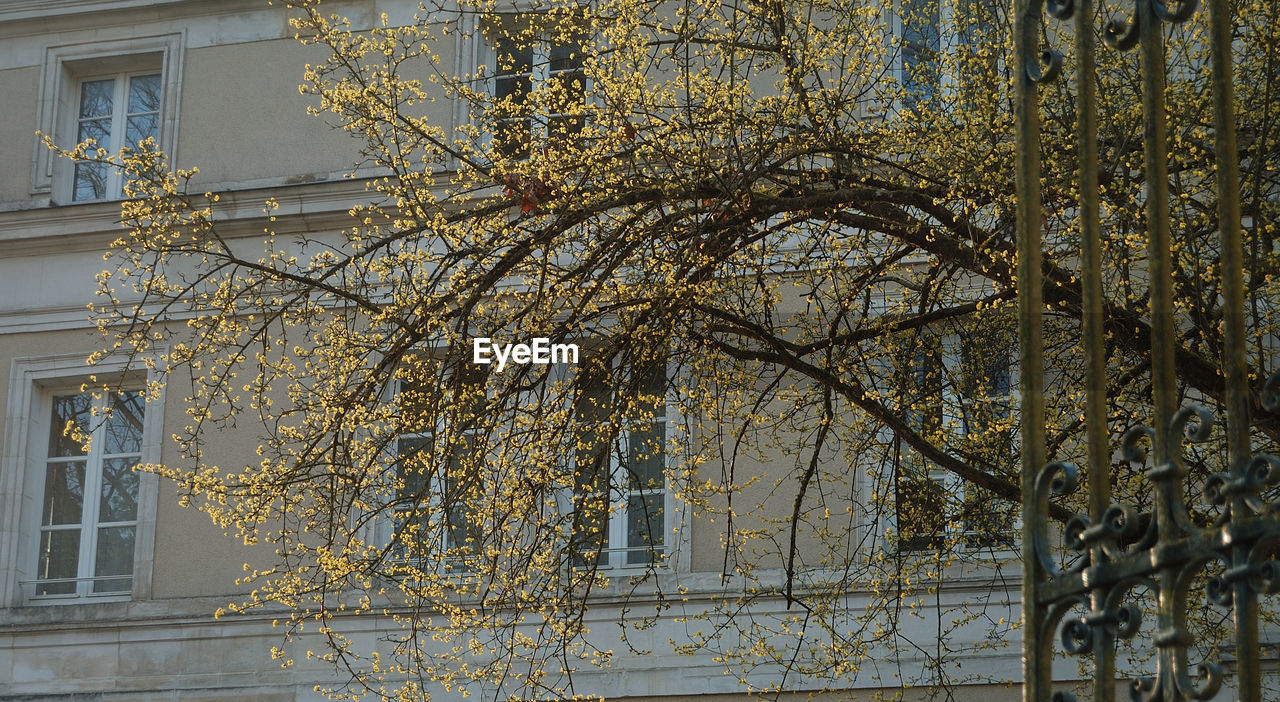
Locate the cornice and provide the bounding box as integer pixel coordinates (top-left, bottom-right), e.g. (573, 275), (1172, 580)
(0, 0), (192, 23)
(0, 176), (385, 258)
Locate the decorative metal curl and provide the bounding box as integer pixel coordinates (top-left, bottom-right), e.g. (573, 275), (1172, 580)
(1064, 514), (1091, 552)
(1122, 425), (1155, 463)
(1171, 404), (1214, 444)
(1152, 0), (1200, 23)
(1261, 369), (1280, 412)
(1247, 537), (1280, 595)
(1129, 675), (1155, 701)
(1113, 602), (1142, 639)
(1103, 14), (1141, 52)
(1026, 49), (1064, 84)
(1061, 613), (1094, 654)
(1046, 0), (1075, 20)
(1177, 661), (1223, 700)
(1033, 462), (1081, 574)
(1129, 662), (1222, 702)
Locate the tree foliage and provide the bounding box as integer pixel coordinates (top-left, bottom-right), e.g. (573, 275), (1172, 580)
(76, 0), (1280, 697)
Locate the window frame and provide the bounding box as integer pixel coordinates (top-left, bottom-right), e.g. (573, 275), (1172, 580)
(568, 359), (672, 572)
(386, 359), (490, 575)
(476, 15), (591, 161)
(893, 0), (1001, 114)
(30, 34), (184, 203)
(892, 326), (1018, 552)
(0, 353), (163, 607)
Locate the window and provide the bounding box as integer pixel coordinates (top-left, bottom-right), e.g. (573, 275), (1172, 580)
(30, 35), (183, 203)
(896, 0), (1000, 112)
(484, 18), (588, 159)
(71, 72), (162, 201)
(569, 362), (667, 569)
(894, 325), (1015, 551)
(0, 353), (162, 606)
(34, 391), (146, 596)
(899, 0), (941, 110)
(391, 362), (488, 569)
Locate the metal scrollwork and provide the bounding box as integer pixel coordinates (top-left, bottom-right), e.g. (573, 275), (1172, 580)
(1026, 49), (1064, 84)
(1103, 13), (1141, 52)
(1017, 0), (1269, 696)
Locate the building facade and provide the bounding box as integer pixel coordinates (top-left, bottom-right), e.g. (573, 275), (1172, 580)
(0, 2), (1040, 700)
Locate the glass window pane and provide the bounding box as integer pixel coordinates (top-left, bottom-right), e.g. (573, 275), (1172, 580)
(495, 117), (531, 159)
(549, 43), (583, 72)
(49, 393), (92, 457)
(77, 117), (111, 148)
(37, 529), (80, 593)
(99, 457), (140, 523)
(125, 114), (159, 150)
(127, 73), (161, 113)
(548, 70), (586, 107)
(74, 162), (109, 201)
(105, 391), (145, 454)
(495, 74), (531, 108)
(78, 79), (115, 119)
(93, 526), (135, 593)
(626, 493), (663, 565)
(496, 38), (532, 75)
(42, 461), (86, 525)
(627, 421), (664, 489)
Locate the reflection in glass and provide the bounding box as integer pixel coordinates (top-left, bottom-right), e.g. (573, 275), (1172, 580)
(105, 391), (145, 454)
(627, 420), (665, 490)
(49, 393), (92, 456)
(128, 74), (161, 113)
(42, 461), (86, 525)
(125, 115), (158, 150)
(93, 526), (135, 593)
(37, 529), (80, 595)
(99, 458), (139, 522)
(78, 79), (114, 119)
(626, 493), (663, 565)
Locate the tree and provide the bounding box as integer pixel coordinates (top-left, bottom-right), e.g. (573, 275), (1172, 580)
(73, 0), (1280, 697)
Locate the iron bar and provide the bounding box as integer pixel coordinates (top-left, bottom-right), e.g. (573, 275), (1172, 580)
(1014, 0), (1051, 698)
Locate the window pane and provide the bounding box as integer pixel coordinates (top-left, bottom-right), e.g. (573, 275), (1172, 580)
(42, 461), (86, 525)
(549, 43), (583, 72)
(78, 79), (115, 119)
(105, 391), (145, 454)
(93, 525), (136, 593)
(627, 420), (664, 490)
(394, 435), (432, 556)
(77, 117), (112, 148)
(74, 161), (109, 201)
(99, 457), (140, 523)
(128, 73), (161, 113)
(125, 114), (159, 150)
(626, 493), (663, 565)
(37, 529), (80, 594)
(496, 38), (532, 75)
(49, 393), (92, 457)
(897, 474), (946, 550)
(901, 0), (940, 107)
(547, 70), (586, 108)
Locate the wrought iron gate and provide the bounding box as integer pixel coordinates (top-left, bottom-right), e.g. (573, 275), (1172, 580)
(1015, 0), (1280, 699)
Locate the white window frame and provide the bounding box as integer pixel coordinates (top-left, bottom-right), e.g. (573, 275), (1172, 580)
(0, 353), (163, 606)
(385, 361), (489, 574)
(893, 0), (998, 113)
(475, 15), (590, 161)
(568, 360), (672, 572)
(30, 34), (184, 203)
